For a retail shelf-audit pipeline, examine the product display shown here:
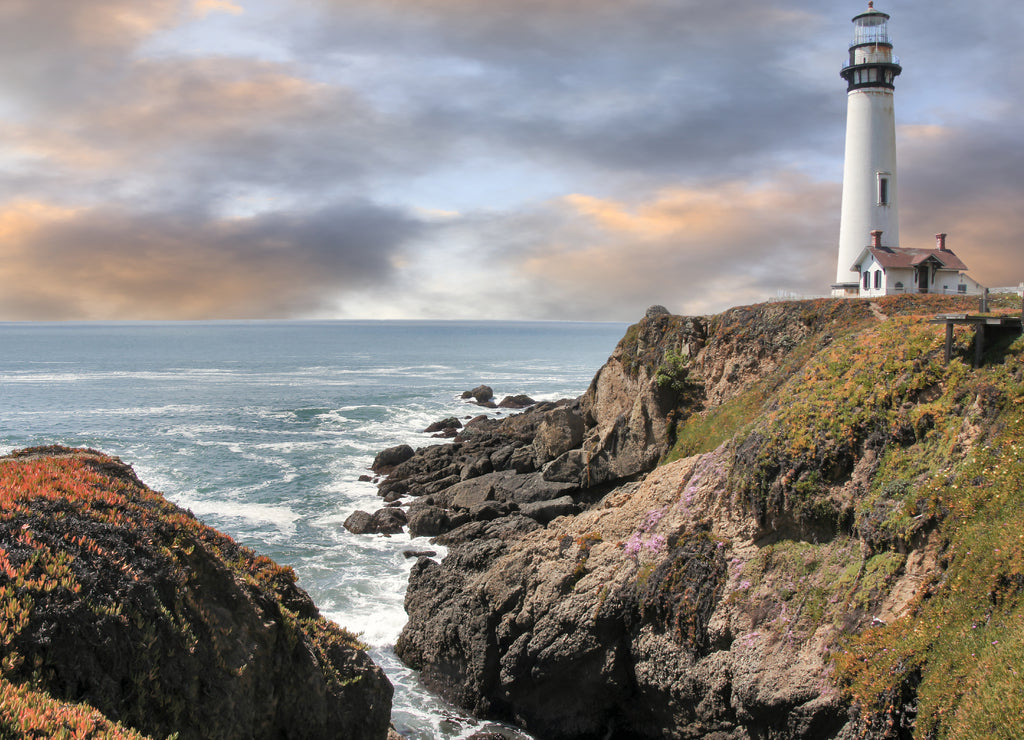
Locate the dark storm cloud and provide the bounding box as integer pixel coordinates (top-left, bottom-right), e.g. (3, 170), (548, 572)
(301, 0), (844, 179)
(0, 200), (424, 320)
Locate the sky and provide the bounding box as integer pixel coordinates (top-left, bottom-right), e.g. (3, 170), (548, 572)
(0, 0), (1021, 321)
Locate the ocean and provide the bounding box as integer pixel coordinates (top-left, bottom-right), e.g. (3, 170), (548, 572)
(0, 319), (627, 739)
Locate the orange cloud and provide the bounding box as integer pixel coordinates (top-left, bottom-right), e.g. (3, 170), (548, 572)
(511, 174), (841, 316)
(193, 0), (244, 17)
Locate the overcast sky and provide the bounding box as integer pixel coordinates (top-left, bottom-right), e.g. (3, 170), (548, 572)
(1, 0), (1021, 321)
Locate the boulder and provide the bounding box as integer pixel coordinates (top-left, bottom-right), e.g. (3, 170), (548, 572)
(498, 395), (536, 409)
(372, 443), (415, 473)
(450, 477), (496, 509)
(424, 417), (463, 434)
(460, 455), (493, 480)
(462, 385), (494, 403)
(407, 506), (452, 538)
(343, 510), (374, 534)
(344, 508), (407, 535)
(532, 407), (585, 464)
(645, 304), (671, 318)
(519, 496), (577, 524)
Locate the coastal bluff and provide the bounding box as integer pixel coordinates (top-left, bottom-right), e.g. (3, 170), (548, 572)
(378, 294), (1024, 739)
(0, 446), (392, 740)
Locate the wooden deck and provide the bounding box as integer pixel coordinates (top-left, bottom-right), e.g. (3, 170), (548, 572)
(930, 313), (1024, 366)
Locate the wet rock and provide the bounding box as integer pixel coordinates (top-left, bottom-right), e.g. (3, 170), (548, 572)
(462, 385), (494, 403)
(498, 395), (536, 409)
(344, 508), (407, 535)
(407, 506), (452, 538)
(372, 444), (415, 473)
(424, 417), (463, 434)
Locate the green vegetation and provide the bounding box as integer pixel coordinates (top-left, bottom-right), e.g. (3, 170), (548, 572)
(0, 449), (365, 740)
(648, 294), (1024, 736)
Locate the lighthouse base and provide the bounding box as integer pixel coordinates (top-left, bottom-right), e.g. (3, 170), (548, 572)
(831, 282), (860, 298)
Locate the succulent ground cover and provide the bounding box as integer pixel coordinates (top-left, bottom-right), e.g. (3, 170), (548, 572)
(0, 446), (389, 740)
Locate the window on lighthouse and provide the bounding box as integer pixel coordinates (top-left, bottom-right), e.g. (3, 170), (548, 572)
(877, 174), (890, 206)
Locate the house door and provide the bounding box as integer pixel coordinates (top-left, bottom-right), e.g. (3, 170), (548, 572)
(917, 266), (929, 294)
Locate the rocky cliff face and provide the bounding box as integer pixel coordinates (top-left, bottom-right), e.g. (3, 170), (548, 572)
(0, 447), (392, 740)
(390, 295), (1024, 739)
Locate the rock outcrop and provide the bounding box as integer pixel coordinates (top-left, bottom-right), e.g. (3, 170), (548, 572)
(386, 294), (1024, 739)
(0, 446), (392, 740)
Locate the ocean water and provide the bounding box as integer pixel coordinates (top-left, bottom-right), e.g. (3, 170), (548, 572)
(0, 320), (626, 739)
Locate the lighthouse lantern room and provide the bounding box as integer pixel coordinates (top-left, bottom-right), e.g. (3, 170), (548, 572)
(832, 2), (902, 297)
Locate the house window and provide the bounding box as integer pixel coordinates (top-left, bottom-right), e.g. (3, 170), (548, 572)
(958, 284), (967, 294)
(877, 173), (890, 205)
(874, 271), (882, 290)
(863, 271), (870, 289)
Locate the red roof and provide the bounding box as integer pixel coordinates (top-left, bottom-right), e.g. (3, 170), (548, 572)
(855, 246), (968, 272)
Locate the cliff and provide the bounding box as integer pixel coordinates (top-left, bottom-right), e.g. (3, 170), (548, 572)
(0, 446), (392, 740)
(388, 294), (1024, 739)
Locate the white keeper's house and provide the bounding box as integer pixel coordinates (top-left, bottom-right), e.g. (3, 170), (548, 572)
(851, 231), (984, 298)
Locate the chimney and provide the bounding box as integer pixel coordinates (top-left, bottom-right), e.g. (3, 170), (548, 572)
(936, 233), (948, 251)
(870, 230), (883, 248)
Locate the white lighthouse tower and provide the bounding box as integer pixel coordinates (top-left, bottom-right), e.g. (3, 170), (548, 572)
(832, 2), (902, 296)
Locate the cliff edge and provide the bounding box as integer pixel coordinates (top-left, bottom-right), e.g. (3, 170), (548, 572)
(0, 446), (393, 740)
(389, 294), (1024, 739)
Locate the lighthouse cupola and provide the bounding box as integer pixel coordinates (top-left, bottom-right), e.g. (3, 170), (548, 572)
(841, 3), (902, 93)
(832, 2), (903, 296)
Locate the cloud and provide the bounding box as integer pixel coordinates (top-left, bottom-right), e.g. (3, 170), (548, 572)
(899, 121), (1024, 290)
(193, 0), (244, 17)
(413, 172), (841, 321)
(0, 0), (1021, 321)
(0, 200), (425, 320)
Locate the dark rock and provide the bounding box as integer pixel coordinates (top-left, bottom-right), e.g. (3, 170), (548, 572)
(343, 510), (375, 534)
(460, 455), (493, 480)
(489, 445), (516, 470)
(433, 514), (542, 547)
(424, 417), (463, 434)
(468, 501), (512, 521)
(372, 443), (415, 473)
(344, 508), (407, 535)
(407, 506), (452, 538)
(402, 550), (438, 559)
(462, 385), (494, 403)
(498, 395), (536, 409)
(358, 474), (373, 482)
(518, 496), (577, 524)
(450, 478), (496, 509)
(509, 447), (536, 474)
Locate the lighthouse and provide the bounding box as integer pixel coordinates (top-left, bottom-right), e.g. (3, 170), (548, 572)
(832, 3), (902, 296)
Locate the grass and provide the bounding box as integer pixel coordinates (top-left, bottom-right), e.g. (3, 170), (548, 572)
(644, 296), (1024, 736)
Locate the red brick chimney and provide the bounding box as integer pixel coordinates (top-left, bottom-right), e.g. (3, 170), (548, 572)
(936, 233), (948, 251)
(870, 230), (883, 248)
